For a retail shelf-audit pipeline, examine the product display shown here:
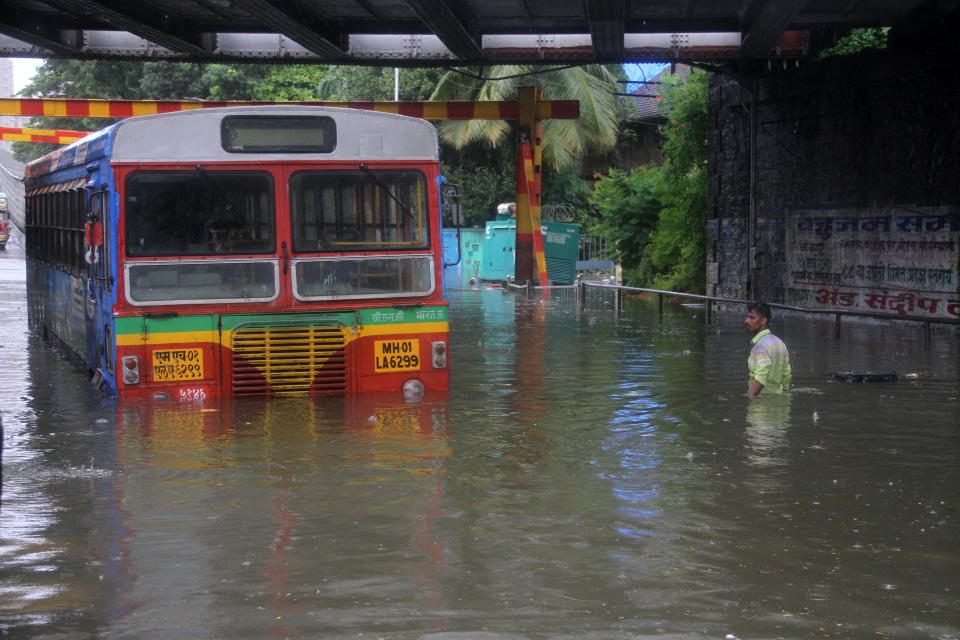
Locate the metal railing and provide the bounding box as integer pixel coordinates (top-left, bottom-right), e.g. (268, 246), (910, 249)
(574, 281), (959, 343)
(0, 154), (25, 232)
(577, 233), (616, 272)
(578, 233), (608, 262)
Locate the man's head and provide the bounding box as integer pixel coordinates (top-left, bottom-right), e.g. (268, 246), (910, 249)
(745, 302), (771, 333)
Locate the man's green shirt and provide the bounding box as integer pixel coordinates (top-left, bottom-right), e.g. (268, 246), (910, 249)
(748, 329), (791, 394)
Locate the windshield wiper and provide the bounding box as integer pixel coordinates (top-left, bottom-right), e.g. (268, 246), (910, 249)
(358, 164), (415, 220)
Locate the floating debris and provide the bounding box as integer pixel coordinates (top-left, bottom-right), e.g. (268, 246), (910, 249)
(830, 371), (897, 383)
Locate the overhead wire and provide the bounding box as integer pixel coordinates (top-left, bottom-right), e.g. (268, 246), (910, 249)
(444, 64), (583, 81)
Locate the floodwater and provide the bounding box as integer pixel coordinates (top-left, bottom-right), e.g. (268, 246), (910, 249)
(2, 231), (959, 639)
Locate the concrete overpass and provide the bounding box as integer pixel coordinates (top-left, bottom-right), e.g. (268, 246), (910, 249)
(1, 1), (955, 67)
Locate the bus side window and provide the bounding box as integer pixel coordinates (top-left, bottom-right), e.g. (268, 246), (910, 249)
(89, 190), (112, 292)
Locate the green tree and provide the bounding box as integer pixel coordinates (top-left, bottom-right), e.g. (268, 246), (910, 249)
(645, 69), (708, 292)
(817, 27), (889, 59)
(588, 69), (708, 292)
(255, 65), (329, 100)
(13, 59), (134, 161)
(541, 163), (593, 221)
(200, 63), (273, 99)
(439, 141), (514, 227)
(429, 65), (624, 171)
(317, 66), (444, 101)
(588, 167), (659, 278)
(12, 60), (284, 161)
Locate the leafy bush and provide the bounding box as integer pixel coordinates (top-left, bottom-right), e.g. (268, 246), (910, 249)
(588, 167), (659, 278)
(646, 70), (708, 291)
(439, 141), (515, 227)
(817, 27), (889, 60)
(589, 69), (708, 292)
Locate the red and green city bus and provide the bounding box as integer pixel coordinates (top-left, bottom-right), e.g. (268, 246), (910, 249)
(24, 106), (449, 400)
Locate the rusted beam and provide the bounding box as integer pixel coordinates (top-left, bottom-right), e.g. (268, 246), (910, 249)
(230, 0), (346, 59)
(40, 0), (213, 56)
(586, 0), (626, 61)
(0, 8), (82, 56)
(403, 0), (482, 61)
(740, 0), (807, 57)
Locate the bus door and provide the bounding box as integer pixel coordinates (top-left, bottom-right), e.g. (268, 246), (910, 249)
(85, 186), (114, 382)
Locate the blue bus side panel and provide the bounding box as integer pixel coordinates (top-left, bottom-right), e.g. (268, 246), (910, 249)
(25, 131), (118, 385)
(27, 260), (90, 361)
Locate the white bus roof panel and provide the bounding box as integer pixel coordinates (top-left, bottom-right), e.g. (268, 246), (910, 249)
(111, 106), (439, 163)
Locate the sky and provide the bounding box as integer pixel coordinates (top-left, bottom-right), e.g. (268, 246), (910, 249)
(11, 58), (42, 93)
(623, 62), (669, 84)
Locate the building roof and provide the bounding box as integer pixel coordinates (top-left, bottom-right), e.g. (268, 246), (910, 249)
(624, 64), (691, 122)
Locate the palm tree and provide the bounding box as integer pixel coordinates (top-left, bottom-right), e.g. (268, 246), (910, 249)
(429, 64), (623, 170)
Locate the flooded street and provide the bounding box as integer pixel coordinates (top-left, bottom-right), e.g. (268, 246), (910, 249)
(1, 236), (958, 639)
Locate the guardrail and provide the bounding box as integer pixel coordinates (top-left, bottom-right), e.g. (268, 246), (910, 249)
(0, 155), (24, 232)
(574, 280), (958, 344)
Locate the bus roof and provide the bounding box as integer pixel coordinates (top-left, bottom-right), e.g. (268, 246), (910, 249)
(26, 105), (439, 180)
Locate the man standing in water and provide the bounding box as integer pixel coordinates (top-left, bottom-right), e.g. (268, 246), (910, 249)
(745, 302), (791, 397)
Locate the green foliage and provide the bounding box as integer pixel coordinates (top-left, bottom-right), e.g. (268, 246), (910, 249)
(11, 60), (441, 162)
(12, 60), (280, 161)
(588, 69), (708, 292)
(317, 66), (444, 101)
(13, 59), (140, 160)
(200, 63), (273, 100)
(588, 168), (659, 275)
(817, 27), (890, 60)
(541, 164), (593, 221)
(439, 141), (514, 227)
(139, 62), (207, 99)
(646, 69), (708, 292)
(430, 65), (624, 170)
(254, 65), (329, 100)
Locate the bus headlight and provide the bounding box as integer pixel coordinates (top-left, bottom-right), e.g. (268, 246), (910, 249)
(121, 356), (140, 385)
(402, 378), (425, 401)
(431, 341), (447, 369)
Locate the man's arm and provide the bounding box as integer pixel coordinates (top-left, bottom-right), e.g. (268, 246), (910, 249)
(749, 349), (771, 397)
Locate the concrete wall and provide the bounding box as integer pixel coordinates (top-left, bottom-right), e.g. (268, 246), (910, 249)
(708, 51), (960, 320)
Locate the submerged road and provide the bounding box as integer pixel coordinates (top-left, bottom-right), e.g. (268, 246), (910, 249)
(1, 234), (958, 639)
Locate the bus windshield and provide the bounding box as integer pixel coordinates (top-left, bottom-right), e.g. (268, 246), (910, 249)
(290, 169), (430, 253)
(125, 170), (275, 256)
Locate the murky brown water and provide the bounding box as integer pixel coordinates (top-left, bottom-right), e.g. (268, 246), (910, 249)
(2, 232), (959, 639)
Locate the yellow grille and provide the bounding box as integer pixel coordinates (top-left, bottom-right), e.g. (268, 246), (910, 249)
(231, 326), (347, 396)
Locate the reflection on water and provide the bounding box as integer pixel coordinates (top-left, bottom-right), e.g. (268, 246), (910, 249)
(1, 266), (959, 638)
(745, 394), (792, 468)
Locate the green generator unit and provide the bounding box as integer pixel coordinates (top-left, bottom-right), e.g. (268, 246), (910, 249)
(480, 220), (516, 282)
(479, 219), (580, 284)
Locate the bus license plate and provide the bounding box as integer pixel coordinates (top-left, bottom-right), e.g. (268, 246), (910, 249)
(374, 339), (420, 372)
(152, 348), (204, 382)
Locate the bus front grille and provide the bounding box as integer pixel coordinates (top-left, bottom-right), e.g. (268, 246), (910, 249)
(231, 326), (347, 396)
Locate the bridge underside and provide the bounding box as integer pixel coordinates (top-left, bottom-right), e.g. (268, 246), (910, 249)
(1, 1), (956, 67)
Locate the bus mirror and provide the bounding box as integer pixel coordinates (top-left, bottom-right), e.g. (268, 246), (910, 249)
(442, 185), (462, 228)
(85, 221), (103, 247)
